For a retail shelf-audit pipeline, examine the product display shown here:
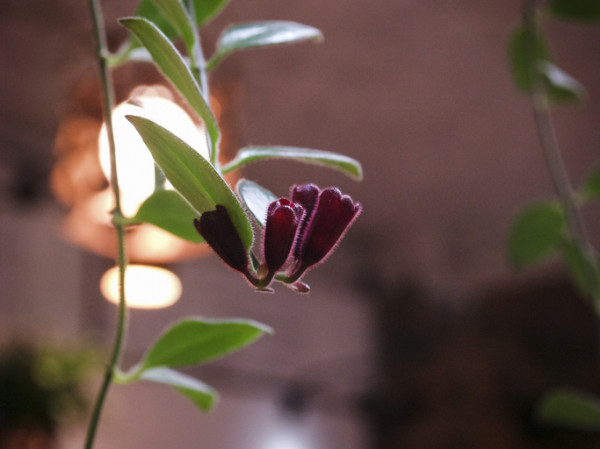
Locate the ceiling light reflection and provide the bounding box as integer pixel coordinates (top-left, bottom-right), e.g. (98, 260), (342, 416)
(100, 264), (182, 309)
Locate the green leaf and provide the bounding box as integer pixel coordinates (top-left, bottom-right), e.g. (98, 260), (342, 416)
(236, 179), (278, 228)
(137, 0), (179, 38)
(561, 240), (600, 301)
(539, 62), (586, 105)
(193, 0), (230, 26)
(120, 17), (219, 151)
(113, 0), (179, 59)
(508, 24), (551, 92)
(537, 388), (600, 431)
(138, 367), (217, 412)
(549, 0), (600, 21)
(580, 165), (600, 201)
(134, 189), (203, 243)
(222, 146), (363, 181)
(147, 0), (197, 50)
(207, 21), (323, 70)
(507, 200), (566, 269)
(137, 318), (272, 372)
(126, 115), (253, 250)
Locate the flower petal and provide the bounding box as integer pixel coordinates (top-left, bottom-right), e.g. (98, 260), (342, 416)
(194, 205), (249, 273)
(290, 183), (320, 257)
(264, 199), (303, 273)
(300, 187), (361, 267)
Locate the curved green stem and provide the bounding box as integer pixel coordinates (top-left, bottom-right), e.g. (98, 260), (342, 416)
(84, 0), (129, 448)
(522, 0), (600, 303)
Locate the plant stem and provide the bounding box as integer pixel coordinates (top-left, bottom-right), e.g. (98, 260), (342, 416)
(522, 0), (599, 303)
(85, 0), (128, 447)
(184, 0), (217, 165)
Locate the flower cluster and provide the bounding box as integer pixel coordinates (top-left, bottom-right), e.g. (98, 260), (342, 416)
(194, 184), (361, 292)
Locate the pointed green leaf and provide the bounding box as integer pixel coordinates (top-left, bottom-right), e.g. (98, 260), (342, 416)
(120, 17), (219, 150)
(508, 24), (550, 92)
(207, 21), (323, 70)
(126, 115), (253, 249)
(139, 367), (217, 412)
(147, 0), (197, 50)
(193, 0), (230, 26)
(237, 179), (278, 228)
(539, 62), (586, 105)
(222, 146), (363, 181)
(537, 388), (600, 431)
(134, 190), (203, 243)
(507, 200), (566, 268)
(137, 318), (272, 372)
(549, 0), (600, 21)
(581, 165), (600, 201)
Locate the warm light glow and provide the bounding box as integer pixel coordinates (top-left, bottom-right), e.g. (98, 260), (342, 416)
(263, 430), (307, 449)
(129, 225), (189, 260)
(98, 86), (209, 216)
(100, 264), (182, 309)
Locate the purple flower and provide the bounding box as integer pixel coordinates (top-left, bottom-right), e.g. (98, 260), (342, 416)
(263, 198), (304, 274)
(295, 186), (361, 269)
(264, 184), (361, 284)
(195, 184), (360, 293)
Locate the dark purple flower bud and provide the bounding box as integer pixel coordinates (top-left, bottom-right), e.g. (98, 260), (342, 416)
(264, 198), (303, 273)
(290, 183), (320, 257)
(194, 205), (249, 274)
(299, 187), (361, 267)
(291, 183), (320, 216)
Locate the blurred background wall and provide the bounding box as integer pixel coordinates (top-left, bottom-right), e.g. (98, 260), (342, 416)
(1, 0), (600, 448)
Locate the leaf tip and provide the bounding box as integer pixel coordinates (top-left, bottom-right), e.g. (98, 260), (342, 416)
(251, 320), (275, 335)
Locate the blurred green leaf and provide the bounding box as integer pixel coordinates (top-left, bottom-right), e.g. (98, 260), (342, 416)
(539, 62), (586, 105)
(508, 25), (586, 105)
(148, 0), (197, 50)
(123, 0), (230, 55)
(508, 200), (566, 268)
(126, 115), (253, 250)
(138, 367), (217, 412)
(549, 0), (600, 21)
(236, 179), (278, 228)
(561, 240), (600, 301)
(537, 388), (600, 431)
(120, 17), (219, 150)
(193, 0), (230, 26)
(207, 21), (323, 70)
(222, 146), (363, 181)
(113, 0), (179, 60)
(137, 0), (179, 38)
(580, 165), (600, 201)
(134, 190), (202, 243)
(136, 318), (272, 372)
(508, 24), (550, 92)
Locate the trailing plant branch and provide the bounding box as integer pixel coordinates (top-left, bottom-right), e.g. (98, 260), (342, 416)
(522, 0), (599, 302)
(79, 0), (361, 442)
(85, 0), (129, 447)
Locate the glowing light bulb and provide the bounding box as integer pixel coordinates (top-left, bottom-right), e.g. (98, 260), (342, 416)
(100, 264), (182, 309)
(98, 87), (209, 216)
